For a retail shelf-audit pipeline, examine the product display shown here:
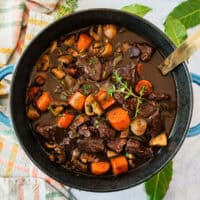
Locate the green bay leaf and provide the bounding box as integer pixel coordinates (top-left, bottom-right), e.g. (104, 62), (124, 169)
(167, 0), (200, 29)
(145, 161), (173, 200)
(121, 4), (152, 17)
(164, 16), (187, 47)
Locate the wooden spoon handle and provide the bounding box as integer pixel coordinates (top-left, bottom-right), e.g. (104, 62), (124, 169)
(158, 28), (200, 75)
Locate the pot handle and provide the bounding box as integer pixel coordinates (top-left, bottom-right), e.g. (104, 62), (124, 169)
(0, 64), (14, 127)
(187, 72), (200, 137)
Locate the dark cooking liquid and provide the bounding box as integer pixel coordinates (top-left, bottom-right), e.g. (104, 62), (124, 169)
(30, 30), (176, 136)
(27, 26), (177, 174)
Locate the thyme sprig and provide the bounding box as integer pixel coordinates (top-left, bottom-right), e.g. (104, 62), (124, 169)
(112, 71), (138, 99)
(135, 86), (146, 117)
(107, 71), (146, 117)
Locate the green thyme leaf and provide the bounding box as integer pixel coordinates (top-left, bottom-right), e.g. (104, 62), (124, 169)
(121, 4), (152, 17)
(113, 71), (122, 83)
(81, 83), (91, 94)
(106, 85), (116, 96)
(89, 57), (96, 65)
(125, 152), (129, 158)
(140, 86), (146, 96)
(95, 119), (100, 128)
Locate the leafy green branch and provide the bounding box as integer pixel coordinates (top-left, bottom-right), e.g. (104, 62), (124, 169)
(55, 0), (78, 20)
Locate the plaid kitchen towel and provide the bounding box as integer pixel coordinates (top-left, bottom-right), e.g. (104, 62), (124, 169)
(0, 135), (76, 200)
(0, 0), (78, 199)
(0, 0), (78, 66)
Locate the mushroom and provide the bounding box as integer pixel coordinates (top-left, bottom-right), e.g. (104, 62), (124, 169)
(71, 148), (80, 161)
(36, 54), (50, 71)
(58, 55), (73, 65)
(103, 24), (117, 39)
(64, 35), (75, 46)
(49, 104), (64, 116)
(89, 25), (102, 41)
(113, 53), (123, 67)
(89, 43), (101, 56)
(44, 142), (57, 149)
(99, 42), (113, 57)
(51, 68), (65, 79)
(130, 118), (147, 136)
(66, 48), (79, 57)
(107, 150), (118, 158)
(54, 146), (64, 154)
(97, 25), (103, 37)
(93, 42), (102, 48)
(128, 159), (135, 168)
(49, 41), (57, 53)
(27, 105), (40, 120)
(149, 133), (167, 146)
(85, 94), (103, 116)
(80, 153), (97, 163)
(126, 153), (135, 160)
(63, 74), (76, 89)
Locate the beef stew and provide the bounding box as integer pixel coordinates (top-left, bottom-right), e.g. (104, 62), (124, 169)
(26, 24), (176, 176)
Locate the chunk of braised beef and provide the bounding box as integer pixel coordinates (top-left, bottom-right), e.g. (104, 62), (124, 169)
(126, 139), (153, 158)
(98, 121), (116, 138)
(35, 125), (55, 140)
(34, 75), (46, 86)
(124, 98), (137, 111)
(114, 93), (124, 105)
(128, 46), (141, 58)
(72, 114), (89, 129)
(76, 56), (102, 81)
(126, 139), (140, 149)
(101, 60), (113, 80)
(148, 92), (169, 101)
(88, 126), (99, 134)
(27, 86), (40, 103)
(78, 125), (92, 137)
(72, 160), (88, 173)
(118, 62), (136, 84)
(147, 110), (163, 137)
(139, 102), (157, 118)
(137, 43), (155, 62)
(107, 138), (127, 153)
(78, 138), (104, 153)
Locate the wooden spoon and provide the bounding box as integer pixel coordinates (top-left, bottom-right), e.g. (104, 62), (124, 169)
(158, 28), (200, 75)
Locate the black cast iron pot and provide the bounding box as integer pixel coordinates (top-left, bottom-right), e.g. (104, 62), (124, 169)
(7, 9), (194, 192)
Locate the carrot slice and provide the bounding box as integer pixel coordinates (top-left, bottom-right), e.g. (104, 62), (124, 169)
(111, 156), (128, 175)
(96, 89), (116, 110)
(135, 80), (153, 95)
(91, 161), (110, 175)
(57, 113), (74, 128)
(68, 92), (86, 111)
(36, 92), (51, 111)
(77, 33), (92, 52)
(107, 107), (130, 131)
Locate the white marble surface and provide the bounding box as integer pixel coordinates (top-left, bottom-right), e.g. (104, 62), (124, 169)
(71, 0), (200, 199)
